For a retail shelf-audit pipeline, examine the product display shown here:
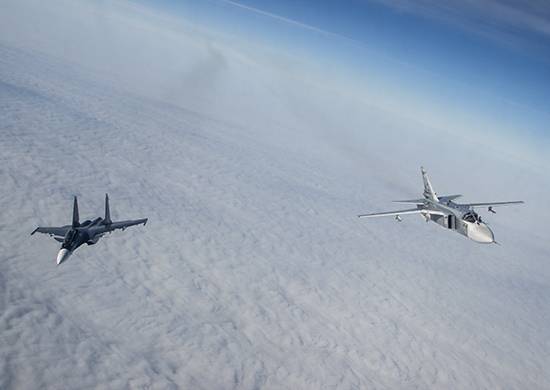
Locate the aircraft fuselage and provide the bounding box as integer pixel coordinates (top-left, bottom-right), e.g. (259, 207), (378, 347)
(423, 199), (494, 243)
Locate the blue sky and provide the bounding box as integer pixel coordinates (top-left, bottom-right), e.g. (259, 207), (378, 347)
(149, 0), (549, 148)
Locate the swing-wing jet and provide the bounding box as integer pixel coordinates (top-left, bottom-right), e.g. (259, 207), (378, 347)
(358, 167), (523, 243)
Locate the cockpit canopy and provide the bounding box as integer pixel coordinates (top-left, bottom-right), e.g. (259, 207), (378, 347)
(462, 211), (481, 223)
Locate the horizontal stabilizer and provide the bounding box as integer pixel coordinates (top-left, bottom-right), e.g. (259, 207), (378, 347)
(392, 198), (426, 204)
(438, 194), (462, 202)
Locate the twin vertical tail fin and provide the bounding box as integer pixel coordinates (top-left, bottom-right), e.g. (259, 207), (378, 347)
(72, 196), (80, 227)
(421, 166), (438, 201)
(104, 193), (112, 225)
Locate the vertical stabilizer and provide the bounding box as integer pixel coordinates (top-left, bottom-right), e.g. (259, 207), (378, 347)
(104, 193), (112, 225)
(72, 196), (80, 227)
(421, 167), (439, 201)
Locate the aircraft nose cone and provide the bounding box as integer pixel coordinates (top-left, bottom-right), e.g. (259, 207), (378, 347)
(469, 223), (495, 244)
(56, 249), (71, 265)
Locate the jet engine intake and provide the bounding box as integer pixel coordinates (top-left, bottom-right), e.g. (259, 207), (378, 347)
(87, 237), (99, 245)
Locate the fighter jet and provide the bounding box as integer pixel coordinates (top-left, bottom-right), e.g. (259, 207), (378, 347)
(358, 167), (523, 243)
(31, 194), (148, 264)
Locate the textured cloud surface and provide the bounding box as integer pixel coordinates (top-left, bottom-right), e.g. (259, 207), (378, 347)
(1, 1), (549, 389)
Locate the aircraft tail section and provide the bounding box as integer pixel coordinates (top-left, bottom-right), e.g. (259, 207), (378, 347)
(104, 193), (112, 225)
(72, 196), (80, 227)
(421, 167), (438, 201)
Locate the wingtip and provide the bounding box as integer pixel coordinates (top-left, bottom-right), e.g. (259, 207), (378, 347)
(31, 227), (38, 236)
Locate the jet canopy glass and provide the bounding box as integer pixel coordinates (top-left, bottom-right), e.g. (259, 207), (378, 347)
(462, 211), (482, 223)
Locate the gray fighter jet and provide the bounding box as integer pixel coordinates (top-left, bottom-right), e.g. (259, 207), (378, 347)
(358, 167), (523, 243)
(31, 194), (147, 264)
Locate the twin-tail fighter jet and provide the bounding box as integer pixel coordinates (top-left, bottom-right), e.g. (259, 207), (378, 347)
(31, 194), (148, 265)
(358, 167), (523, 243)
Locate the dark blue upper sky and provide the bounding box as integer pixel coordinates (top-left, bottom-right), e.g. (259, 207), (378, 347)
(149, 0), (549, 143)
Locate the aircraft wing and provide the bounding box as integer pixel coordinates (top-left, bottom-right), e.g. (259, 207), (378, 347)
(392, 195), (462, 204)
(103, 218), (148, 232)
(462, 201), (524, 208)
(31, 226), (71, 236)
(358, 208), (443, 218)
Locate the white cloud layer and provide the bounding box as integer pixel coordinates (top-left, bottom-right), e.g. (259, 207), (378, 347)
(1, 0), (549, 388)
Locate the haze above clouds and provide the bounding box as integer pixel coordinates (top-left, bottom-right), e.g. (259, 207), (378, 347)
(1, 0), (549, 388)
